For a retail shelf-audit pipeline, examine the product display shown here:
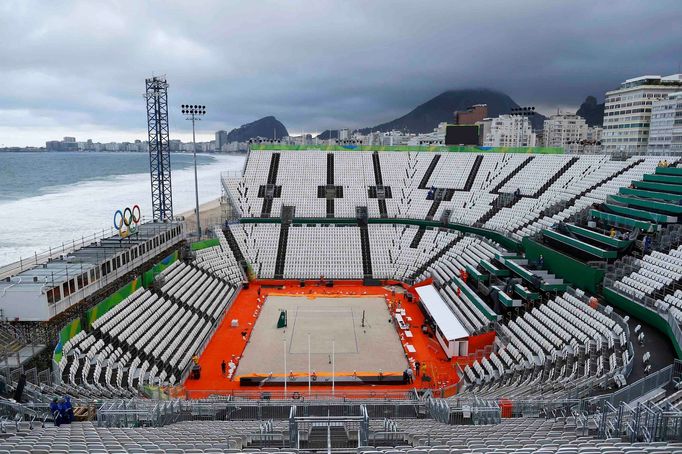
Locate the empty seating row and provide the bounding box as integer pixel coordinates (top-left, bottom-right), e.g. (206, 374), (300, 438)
(613, 245), (682, 301)
(59, 261), (238, 394)
(193, 228), (245, 285)
(461, 291), (628, 398)
(224, 151), (665, 243)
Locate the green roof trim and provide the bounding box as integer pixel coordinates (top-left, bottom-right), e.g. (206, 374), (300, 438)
(603, 203), (675, 223)
(619, 187), (682, 203)
(249, 144), (564, 154)
(541, 281), (569, 292)
(480, 259), (510, 277)
(589, 209), (656, 231)
(565, 223), (632, 248)
(238, 216), (522, 252)
(655, 166), (682, 176)
(643, 173), (682, 185)
(451, 274), (499, 321)
(633, 180), (682, 195)
(514, 284), (541, 301)
(491, 285), (522, 308)
(500, 258), (536, 283)
(542, 228), (618, 259)
(464, 264), (487, 282)
(609, 194), (682, 215)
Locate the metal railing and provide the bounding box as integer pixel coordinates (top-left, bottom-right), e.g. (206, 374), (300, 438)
(183, 388), (418, 401)
(0, 398), (50, 429)
(220, 171), (246, 221)
(589, 360), (682, 409)
(0, 215), (171, 281)
(96, 397), (425, 428)
(287, 404), (370, 449)
(426, 397), (450, 424)
(97, 399), (183, 427)
(669, 312), (682, 355)
(593, 398), (682, 442)
(0, 226), (120, 281)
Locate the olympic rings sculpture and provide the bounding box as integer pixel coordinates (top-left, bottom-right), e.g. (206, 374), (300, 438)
(113, 205), (141, 238)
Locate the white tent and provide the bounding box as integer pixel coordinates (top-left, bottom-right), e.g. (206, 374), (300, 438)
(416, 284), (469, 357)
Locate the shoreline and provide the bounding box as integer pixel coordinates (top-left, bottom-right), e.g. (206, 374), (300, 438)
(178, 197), (224, 234)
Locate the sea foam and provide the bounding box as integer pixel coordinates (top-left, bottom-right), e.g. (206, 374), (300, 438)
(0, 154), (245, 266)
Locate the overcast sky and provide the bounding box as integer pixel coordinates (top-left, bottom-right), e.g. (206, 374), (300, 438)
(0, 0), (680, 146)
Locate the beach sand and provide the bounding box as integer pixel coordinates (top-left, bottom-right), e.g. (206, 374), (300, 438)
(178, 197), (224, 234)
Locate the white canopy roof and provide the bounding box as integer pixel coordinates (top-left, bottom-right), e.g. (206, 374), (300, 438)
(415, 284), (468, 341)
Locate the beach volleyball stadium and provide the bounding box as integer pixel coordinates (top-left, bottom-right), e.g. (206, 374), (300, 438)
(2, 144), (682, 452)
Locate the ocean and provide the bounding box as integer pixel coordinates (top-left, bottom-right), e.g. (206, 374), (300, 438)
(0, 151), (245, 266)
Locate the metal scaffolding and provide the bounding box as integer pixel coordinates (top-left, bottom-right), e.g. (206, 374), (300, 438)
(145, 76), (173, 221)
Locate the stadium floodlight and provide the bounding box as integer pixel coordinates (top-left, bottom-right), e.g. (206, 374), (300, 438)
(510, 106), (536, 117)
(182, 104), (207, 237)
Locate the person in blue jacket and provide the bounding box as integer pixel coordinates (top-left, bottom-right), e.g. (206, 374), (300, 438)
(64, 396), (74, 423)
(50, 398), (62, 426)
(57, 398), (70, 424)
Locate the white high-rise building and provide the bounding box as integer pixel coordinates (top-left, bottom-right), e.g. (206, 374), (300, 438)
(482, 115), (536, 147)
(648, 92), (682, 155)
(602, 74), (682, 154)
(543, 113), (588, 151)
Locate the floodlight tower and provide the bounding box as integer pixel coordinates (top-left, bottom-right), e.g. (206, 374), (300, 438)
(145, 76), (173, 221)
(181, 104), (206, 237)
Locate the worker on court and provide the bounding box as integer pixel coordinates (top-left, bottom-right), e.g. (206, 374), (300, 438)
(407, 368), (414, 383)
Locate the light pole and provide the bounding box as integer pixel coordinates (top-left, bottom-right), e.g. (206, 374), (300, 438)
(332, 338), (335, 396)
(308, 333), (311, 397)
(283, 336), (287, 399)
(181, 104), (206, 237)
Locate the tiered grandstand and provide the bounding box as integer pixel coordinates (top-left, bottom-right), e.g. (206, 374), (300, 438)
(2, 146), (682, 452)
(58, 260), (238, 394)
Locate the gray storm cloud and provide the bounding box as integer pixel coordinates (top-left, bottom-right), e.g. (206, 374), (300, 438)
(0, 0), (680, 145)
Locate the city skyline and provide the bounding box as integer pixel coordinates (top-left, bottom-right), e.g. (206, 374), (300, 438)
(0, 0), (680, 146)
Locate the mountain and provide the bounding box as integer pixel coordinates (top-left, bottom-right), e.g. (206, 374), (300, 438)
(226, 116), (288, 142)
(316, 129), (339, 140)
(576, 96), (604, 127)
(317, 89), (545, 139)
